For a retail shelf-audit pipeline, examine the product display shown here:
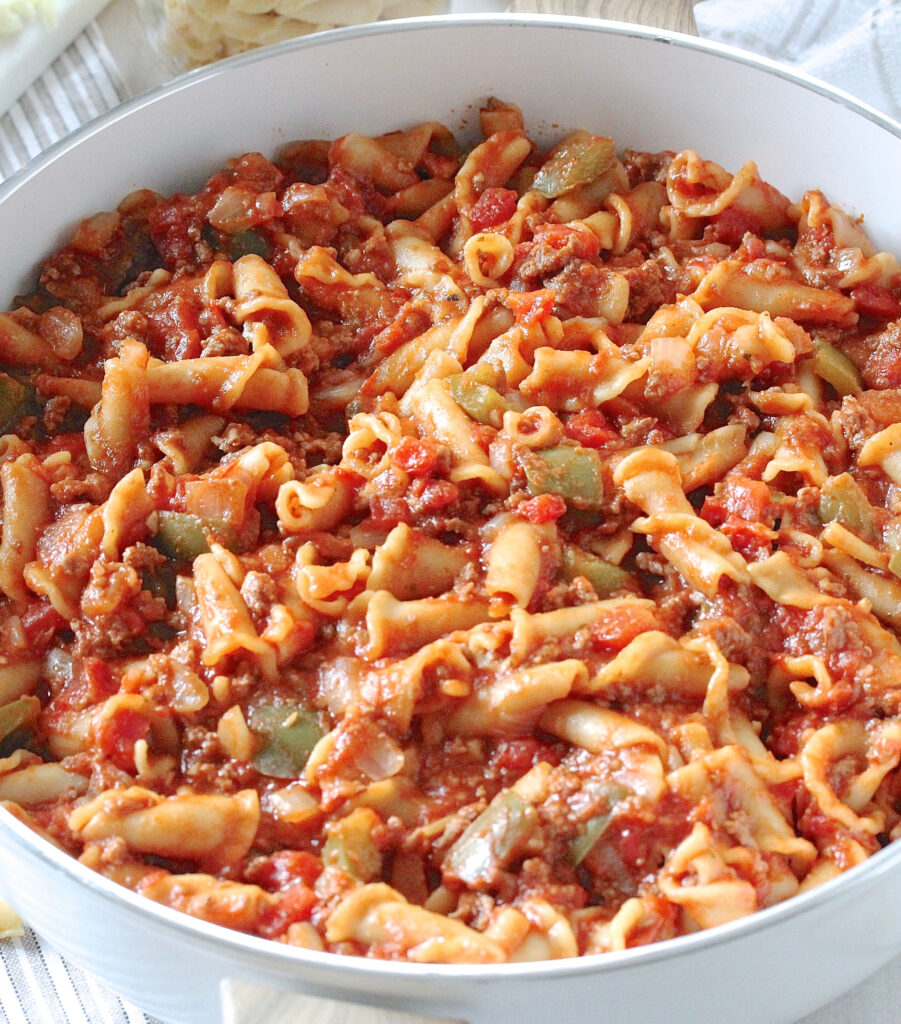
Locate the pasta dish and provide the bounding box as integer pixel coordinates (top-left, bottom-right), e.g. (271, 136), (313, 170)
(1, 98), (901, 963)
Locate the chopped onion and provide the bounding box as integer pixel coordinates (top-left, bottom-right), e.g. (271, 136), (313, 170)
(267, 783), (320, 823)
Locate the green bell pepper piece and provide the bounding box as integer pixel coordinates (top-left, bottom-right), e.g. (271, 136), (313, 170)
(531, 131), (617, 199)
(250, 705), (323, 779)
(0, 373), (29, 432)
(0, 695), (40, 744)
(449, 374), (508, 428)
(443, 789), (538, 886)
(568, 784), (628, 865)
(522, 445), (606, 510)
(153, 511), (240, 561)
(227, 229), (270, 260)
(818, 474), (877, 543)
(561, 544), (635, 597)
(811, 339), (862, 397)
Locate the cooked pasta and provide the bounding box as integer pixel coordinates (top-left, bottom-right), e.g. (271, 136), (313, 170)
(2, 99), (901, 964)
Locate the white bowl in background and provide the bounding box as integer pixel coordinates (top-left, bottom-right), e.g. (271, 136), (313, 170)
(1, 15), (901, 1024)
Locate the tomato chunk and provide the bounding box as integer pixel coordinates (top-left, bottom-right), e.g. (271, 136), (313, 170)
(392, 437), (441, 476)
(94, 707), (150, 773)
(506, 288), (556, 325)
(565, 409), (618, 449)
(518, 493), (567, 524)
(851, 283), (901, 319)
(469, 187), (518, 232)
(590, 605), (661, 652)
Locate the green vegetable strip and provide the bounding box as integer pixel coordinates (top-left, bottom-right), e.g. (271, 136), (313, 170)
(0, 695), (40, 743)
(443, 790), (538, 887)
(531, 131), (617, 199)
(0, 372), (28, 432)
(154, 512), (213, 561)
(811, 339), (862, 397)
(153, 511), (242, 561)
(568, 784), (628, 865)
(522, 445), (606, 509)
(449, 374), (508, 428)
(228, 229), (270, 259)
(561, 544), (634, 596)
(250, 705), (323, 778)
(818, 473), (878, 543)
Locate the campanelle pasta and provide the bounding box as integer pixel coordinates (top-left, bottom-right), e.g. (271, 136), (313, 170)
(2, 99), (901, 963)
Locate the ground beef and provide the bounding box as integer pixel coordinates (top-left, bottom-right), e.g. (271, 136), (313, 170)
(619, 257), (681, 322)
(835, 387), (901, 452)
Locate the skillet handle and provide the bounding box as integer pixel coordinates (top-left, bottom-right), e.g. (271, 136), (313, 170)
(505, 0), (700, 35)
(221, 978), (466, 1024)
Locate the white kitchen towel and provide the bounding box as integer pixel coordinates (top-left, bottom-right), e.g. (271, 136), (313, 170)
(694, 0), (901, 121)
(0, 924), (162, 1024)
(0, 17), (125, 182)
(0, 0), (112, 118)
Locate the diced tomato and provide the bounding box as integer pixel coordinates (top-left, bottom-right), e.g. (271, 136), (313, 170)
(599, 791), (693, 890)
(329, 165), (391, 221)
(227, 152), (285, 193)
(21, 600), (67, 649)
(145, 290), (204, 361)
(407, 478), (459, 514)
(718, 518), (776, 560)
(469, 187), (518, 232)
(368, 495), (412, 526)
(533, 222), (600, 259)
(370, 303), (432, 357)
(590, 605), (661, 652)
(392, 437), (440, 476)
(45, 431), (87, 457)
(198, 171), (230, 202)
(257, 882), (319, 940)
(83, 657), (118, 702)
(564, 408), (618, 449)
(506, 288), (556, 325)
(709, 206), (763, 246)
(148, 194), (204, 268)
(517, 493), (567, 524)
(851, 283), (901, 319)
(701, 477), (775, 527)
(246, 850), (323, 891)
(50, 656), (118, 711)
(702, 478), (776, 559)
(94, 707), (150, 773)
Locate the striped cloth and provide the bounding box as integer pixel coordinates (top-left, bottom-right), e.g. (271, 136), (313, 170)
(0, 926), (161, 1024)
(0, 19), (125, 183)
